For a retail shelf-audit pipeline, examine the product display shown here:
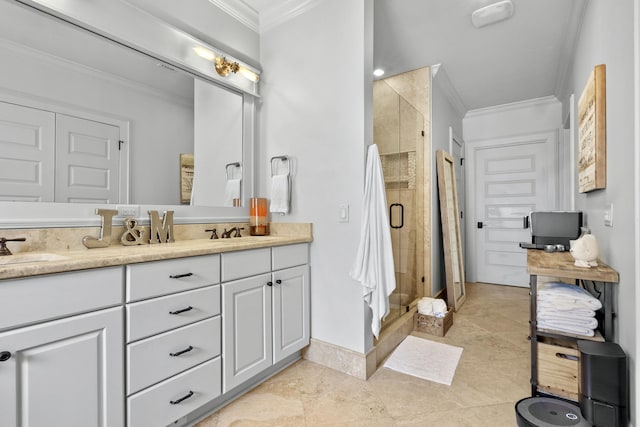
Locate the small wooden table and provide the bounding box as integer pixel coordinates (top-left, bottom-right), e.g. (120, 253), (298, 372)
(527, 250), (619, 399)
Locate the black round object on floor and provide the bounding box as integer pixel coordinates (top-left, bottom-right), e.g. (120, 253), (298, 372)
(515, 397), (590, 427)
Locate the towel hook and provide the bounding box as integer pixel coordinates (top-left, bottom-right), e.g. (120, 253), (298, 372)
(270, 155), (290, 177)
(226, 162), (242, 180)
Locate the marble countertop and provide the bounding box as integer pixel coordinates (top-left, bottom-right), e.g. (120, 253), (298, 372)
(0, 234), (312, 280)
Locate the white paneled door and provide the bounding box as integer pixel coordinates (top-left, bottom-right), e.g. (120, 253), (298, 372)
(55, 114), (121, 203)
(473, 132), (557, 286)
(0, 102), (55, 201)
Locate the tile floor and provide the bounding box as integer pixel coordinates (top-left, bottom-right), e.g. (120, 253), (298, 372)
(195, 282), (530, 426)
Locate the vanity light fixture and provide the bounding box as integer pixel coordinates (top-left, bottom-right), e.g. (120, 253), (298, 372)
(471, 0), (514, 28)
(193, 46), (260, 83)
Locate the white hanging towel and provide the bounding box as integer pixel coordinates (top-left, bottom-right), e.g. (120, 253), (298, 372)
(270, 174), (290, 214)
(224, 178), (241, 207)
(350, 144), (396, 339)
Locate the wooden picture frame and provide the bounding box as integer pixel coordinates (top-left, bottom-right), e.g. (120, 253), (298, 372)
(180, 153), (194, 204)
(436, 150), (466, 311)
(578, 64), (606, 193)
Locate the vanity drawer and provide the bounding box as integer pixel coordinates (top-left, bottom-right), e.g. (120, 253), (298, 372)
(127, 316), (221, 395)
(126, 284), (220, 342)
(127, 356), (221, 427)
(272, 243), (309, 270)
(126, 254), (220, 302)
(221, 248), (271, 282)
(0, 267), (123, 331)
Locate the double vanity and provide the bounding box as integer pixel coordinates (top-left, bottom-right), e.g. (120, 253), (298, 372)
(0, 225), (311, 426)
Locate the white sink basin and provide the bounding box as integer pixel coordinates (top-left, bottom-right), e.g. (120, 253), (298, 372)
(0, 253), (69, 266)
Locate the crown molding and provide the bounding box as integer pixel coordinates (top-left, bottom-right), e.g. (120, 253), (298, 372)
(208, 0), (259, 32)
(431, 64), (467, 118)
(259, 0), (320, 32)
(465, 95), (560, 119)
(212, 0), (319, 33)
(554, 0), (589, 100)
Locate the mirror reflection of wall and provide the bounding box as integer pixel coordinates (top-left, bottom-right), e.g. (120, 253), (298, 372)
(0, 0), (244, 207)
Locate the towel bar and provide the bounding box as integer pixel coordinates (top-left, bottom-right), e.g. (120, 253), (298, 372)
(270, 155), (290, 176)
(226, 162), (242, 180)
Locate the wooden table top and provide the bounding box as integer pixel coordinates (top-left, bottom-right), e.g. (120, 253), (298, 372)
(527, 249), (619, 283)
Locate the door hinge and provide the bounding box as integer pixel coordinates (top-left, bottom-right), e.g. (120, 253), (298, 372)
(421, 130), (425, 136)
(460, 157), (464, 166)
(421, 276), (425, 283)
(460, 211), (464, 219)
(118, 140), (125, 150)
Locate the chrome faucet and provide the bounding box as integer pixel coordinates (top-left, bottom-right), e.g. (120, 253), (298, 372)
(0, 237), (26, 256)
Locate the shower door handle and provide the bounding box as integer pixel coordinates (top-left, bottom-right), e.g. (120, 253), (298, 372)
(390, 203), (404, 229)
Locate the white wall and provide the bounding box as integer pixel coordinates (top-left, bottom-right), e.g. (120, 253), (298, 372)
(431, 67), (464, 296)
(259, 0), (373, 353)
(565, 1), (637, 422)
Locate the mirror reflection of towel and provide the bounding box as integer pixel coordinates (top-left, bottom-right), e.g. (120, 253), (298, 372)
(270, 174), (290, 214)
(224, 179), (241, 207)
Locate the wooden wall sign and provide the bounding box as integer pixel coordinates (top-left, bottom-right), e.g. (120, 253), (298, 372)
(180, 153), (194, 204)
(578, 64), (606, 193)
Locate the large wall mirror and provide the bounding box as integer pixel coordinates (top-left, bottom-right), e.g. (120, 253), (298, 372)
(0, 0), (247, 210)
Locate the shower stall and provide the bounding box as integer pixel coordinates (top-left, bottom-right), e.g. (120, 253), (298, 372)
(373, 66), (431, 333)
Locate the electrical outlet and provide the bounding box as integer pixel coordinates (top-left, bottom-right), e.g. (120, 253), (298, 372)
(116, 205), (140, 217)
(604, 203), (613, 227)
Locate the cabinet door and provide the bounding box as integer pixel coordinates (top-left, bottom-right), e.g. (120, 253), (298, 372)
(222, 273), (272, 392)
(0, 307), (124, 427)
(273, 265), (310, 363)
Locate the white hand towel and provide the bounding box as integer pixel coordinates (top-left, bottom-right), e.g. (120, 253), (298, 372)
(418, 297), (435, 315)
(224, 179), (241, 207)
(432, 299), (448, 317)
(350, 144), (396, 339)
(270, 174), (290, 214)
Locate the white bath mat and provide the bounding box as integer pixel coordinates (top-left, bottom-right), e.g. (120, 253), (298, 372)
(383, 335), (463, 385)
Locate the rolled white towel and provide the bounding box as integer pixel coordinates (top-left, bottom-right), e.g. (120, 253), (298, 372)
(417, 297), (435, 316)
(432, 299), (448, 318)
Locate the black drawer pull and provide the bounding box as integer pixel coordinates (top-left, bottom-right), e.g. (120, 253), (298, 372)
(170, 390), (194, 405)
(170, 345), (194, 357)
(0, 351), (11, 362)
(169, 273), (193, 279)
(169, 306), (193, 315)
(275, 279), (282, 284)
(267, 281), (273, 287)
(555, 352), (578, 361)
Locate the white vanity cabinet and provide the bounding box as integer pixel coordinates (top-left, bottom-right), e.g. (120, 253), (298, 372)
(0, 267), (124, 427)
(125, 254), (223, 427)
(222, 244), (310, 392)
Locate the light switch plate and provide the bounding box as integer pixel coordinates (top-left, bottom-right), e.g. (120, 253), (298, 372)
(604, 203), (613, 227)
(338, 204), (349, 223)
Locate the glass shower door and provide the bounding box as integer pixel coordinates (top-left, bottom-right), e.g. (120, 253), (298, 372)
(374, 78), (422, 331)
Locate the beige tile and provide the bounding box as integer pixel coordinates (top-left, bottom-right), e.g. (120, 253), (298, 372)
(196, 282), (531, 426)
